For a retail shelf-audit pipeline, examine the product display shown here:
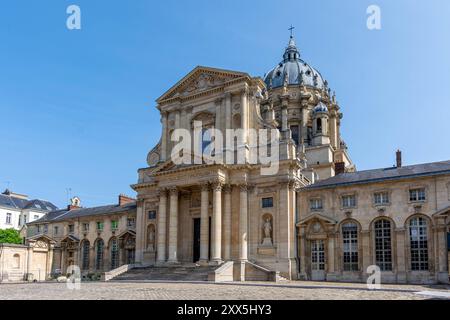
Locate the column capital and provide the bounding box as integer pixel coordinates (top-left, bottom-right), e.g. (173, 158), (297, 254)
(199, 182), (210, 192)
(240, 86), (249, 95)
(224, 92), (232, 100)
(157, 188), (168, 198)
(211, 180), (224, 192)
(169, 187), (178, 196)
(238, 183), (248, 192)
(223, 184), (233, 194)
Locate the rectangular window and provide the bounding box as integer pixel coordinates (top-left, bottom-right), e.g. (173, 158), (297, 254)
(6, 213), (12, 224)
(342, 223), (359, 271)
(342, 195), (356, 208)
(68, 224), (74, 233)
(148, 211), (156, 220)
(24, 215), (27, 223)
(262, 197), (274, 208)
(54, 226), (59, 235)
(409, 188), (426, 202)
(82, 223), (89, 232)
(96, 221), (104, 231)
(37, 225), (41, 233)
(310, 198), (323, 211)
(374, 192), (389, 205)
(111, 220), (118, 230)
(43, 224), (48, 234)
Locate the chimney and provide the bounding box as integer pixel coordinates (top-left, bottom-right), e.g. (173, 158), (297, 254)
(396, 149), (402, 168)
(67, 196), (81, 211)
(334, 162), (346, 175)
(119, 194), (135, 206)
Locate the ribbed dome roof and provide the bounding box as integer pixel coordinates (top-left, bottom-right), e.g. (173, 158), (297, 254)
(264, 36), (326, 90)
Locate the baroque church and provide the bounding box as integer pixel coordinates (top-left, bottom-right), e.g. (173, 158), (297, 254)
(17, 34), (450, 284)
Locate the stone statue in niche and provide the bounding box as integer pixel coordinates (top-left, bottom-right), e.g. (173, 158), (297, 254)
(261, 217), (273, 246)
(147, 226), (155, 251)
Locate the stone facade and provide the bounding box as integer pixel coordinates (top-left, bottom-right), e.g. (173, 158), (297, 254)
(0, 237), (54, 282)
(132, 36), (354, 280)
(26, 195), (137, 277)
(297, 166), (450, 284)
(14, 35), (450, 284)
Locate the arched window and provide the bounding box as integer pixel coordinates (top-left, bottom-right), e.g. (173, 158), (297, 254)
(95, 239), (104, 270)
(342, 222), (359, 271)
(316, 118), (322, 133)
(110, 238), (119, 269)
(81, 240), (90, 270)
(409, 217), (429, 271)
(13, 254), (20, 269)
(374, 219), (392, 271)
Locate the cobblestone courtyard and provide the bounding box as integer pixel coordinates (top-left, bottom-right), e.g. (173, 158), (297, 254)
(0, 281), (449, 300)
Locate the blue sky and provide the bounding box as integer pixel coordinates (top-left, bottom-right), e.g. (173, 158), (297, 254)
(1, 0), (449, 208)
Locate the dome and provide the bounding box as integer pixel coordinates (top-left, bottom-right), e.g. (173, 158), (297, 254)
(313, 102), (328, 114)
(264, 36), (326, 90)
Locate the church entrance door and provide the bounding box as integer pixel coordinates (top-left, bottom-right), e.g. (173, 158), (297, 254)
(311, 240), (326, 281)
(193, 217), (211, 262)
(193, 218), (201, 262)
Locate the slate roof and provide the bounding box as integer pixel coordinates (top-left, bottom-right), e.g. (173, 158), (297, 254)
(0, 192), (58, 212)
(306, 160), (450, 190)
(28, 202), (137, 225)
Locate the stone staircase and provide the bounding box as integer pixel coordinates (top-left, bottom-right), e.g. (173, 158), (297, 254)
(112, 264), (218, 282)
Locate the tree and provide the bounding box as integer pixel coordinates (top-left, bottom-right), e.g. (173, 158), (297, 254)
(0, 228), (22, 244)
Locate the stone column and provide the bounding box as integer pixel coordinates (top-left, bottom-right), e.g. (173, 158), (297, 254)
(160, 111), (168, 161)
(327, 232), (335, 274)
(301, 103), (308, 144)
(435, 216), (449, 283)
(46, 245), (54, 278)
(395, 228), (407, 283)
(223, 184), (232, 261)
(281, 104), (288, 131)
(241, 88), (248, 131)
(156, 189), (167, 263)
(329, 112), (338, 149)
(211, 182), (223, 264)
(199, 183), (210, 263)
(298, 226), (307, 280)
(361, 230), (371, 279)
(239, 184), (248, 261)
(167, 187), (179, 263)
(27, 245), (34, 280)
(134, 200), (145, 264)
(225, 93), (232, 129)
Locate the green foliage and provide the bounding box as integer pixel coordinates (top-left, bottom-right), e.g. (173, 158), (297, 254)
(0, 228), (23, 244)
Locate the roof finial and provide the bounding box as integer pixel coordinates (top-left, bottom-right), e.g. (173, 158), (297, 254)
(288, 25), (295, 38)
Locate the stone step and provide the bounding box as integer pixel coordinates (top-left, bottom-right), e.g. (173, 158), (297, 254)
(113, 265), (218, 282)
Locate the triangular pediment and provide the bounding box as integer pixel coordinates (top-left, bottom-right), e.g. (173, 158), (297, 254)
(296, 212), (337, 227)
(157, 66), (249, 103)
(433, 205), (450, 217)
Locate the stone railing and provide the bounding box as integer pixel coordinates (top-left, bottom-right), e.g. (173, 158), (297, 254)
(243, 261), (280, 282)
(208, 261), (281, 282)
(101, 264), (135, 281)
(208, 261), (234, 282)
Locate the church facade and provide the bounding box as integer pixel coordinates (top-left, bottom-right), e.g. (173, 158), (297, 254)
(18, 35), (450, 284)
(131, 35), (356, 280)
